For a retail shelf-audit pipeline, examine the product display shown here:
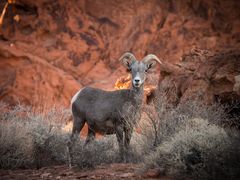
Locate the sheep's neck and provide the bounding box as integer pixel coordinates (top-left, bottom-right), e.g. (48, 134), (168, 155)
(131, 85), (144, 107)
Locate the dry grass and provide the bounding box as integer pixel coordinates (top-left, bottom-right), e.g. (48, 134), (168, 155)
(140, 94), (240, 179)
(69, 136), (119, 168)
(144, 118), (240, 179)
(0, 102), (144, 169)
(0, 103), (69, 169)
(1, 97), (239, 179)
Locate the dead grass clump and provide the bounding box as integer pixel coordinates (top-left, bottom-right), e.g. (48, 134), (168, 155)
(141, 94), (227, 147)
(140, 94), (240, 179)
(70, 135), (119, 169)
(0, 103), (69, 169)
(144, 118), (240, 179)
(0, 103), (144, 170)
(69, 132), (148, 168)
(0, 119), (33, 169)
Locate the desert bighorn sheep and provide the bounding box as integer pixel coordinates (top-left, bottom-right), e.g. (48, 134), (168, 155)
(70, 52), (162, 160)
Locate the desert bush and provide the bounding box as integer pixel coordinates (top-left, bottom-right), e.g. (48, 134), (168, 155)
(0, 103), (69, 169)
(0, 103), (145, 169)
(141, 94), (228, 148)
(0, 118), (33, 169)
(70, 135), (119, 168)
(140, 94), (240, 179)
(70, 132), (148, 168)
(144, 118), (240, 179)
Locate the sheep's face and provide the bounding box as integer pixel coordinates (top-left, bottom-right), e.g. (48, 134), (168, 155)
(129, 61), (148, 88)
(120, 53), (162, 88)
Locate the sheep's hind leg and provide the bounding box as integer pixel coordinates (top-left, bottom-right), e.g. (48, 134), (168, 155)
(85, 126), (96, 145)
(68, 116), (86, 168)
(71, 116), (86, 140)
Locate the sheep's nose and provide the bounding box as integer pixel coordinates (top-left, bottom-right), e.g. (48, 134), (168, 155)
(134, 79), (140, 83)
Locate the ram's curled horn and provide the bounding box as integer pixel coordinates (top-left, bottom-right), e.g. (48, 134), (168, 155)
(142, 54), (162, 64)
(119, 52), (137, 63)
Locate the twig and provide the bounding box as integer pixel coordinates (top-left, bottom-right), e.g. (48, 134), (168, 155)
(0, 2), (9, 26)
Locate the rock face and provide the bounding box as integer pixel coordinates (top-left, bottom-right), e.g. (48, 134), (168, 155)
(0, 0), (240, 108)
(158, 48), (240, 104)
(155, 48), (240, 120)
(0, 44), (80, 107)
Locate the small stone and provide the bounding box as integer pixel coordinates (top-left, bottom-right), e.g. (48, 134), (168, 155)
(118, 172), (134, 178)
(41, 173), (51, 178)
(90, 175), (96, 179)
(144, 169), (161, 178)
(60, 173), (67, 176)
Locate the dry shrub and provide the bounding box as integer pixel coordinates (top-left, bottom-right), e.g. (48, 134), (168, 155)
(144, 118), (240, 179)
(141, 94), (240, 179)
(140, 94), (228, 147)
(0, 103), (144, 169)
(69, 115), (147, 168)
(2, 97), (239, 178)
(69, 132), (147, 169)
(0, 103), (69, 169)
(0, 119), (33, 169)
(70, 136), (119, 168)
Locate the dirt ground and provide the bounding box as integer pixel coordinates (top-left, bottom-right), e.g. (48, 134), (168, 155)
(0, 163), (168, 180)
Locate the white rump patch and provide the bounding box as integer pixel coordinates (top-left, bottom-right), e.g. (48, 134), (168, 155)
(70, 88), (85, 110)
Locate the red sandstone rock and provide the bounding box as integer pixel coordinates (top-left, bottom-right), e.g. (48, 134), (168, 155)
(0, 0), (239, 109)
(157, 49), (240, 105)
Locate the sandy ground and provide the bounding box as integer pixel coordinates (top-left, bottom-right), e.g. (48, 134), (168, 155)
(0, 163), (168, 180)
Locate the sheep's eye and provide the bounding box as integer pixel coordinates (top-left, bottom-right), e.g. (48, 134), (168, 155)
(126, 68), (131, 73)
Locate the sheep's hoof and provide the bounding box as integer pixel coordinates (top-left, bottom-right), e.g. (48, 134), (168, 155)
(119, 154), (127, 163)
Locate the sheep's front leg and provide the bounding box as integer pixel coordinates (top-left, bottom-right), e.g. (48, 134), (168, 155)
(115, 124), (125, 162)
(124, 126), (133, 152)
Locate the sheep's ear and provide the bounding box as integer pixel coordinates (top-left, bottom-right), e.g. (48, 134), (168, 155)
(119, 52), (136, 70)
(142, 54), (162, 71)
(122, 58), (134, 70)
(145, 60), (157, 71)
